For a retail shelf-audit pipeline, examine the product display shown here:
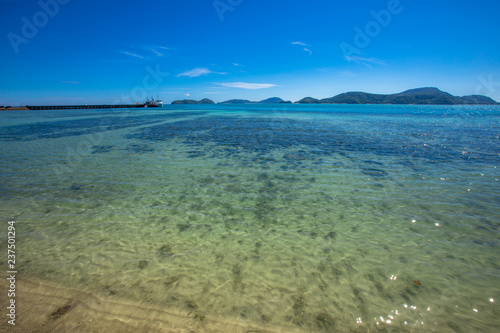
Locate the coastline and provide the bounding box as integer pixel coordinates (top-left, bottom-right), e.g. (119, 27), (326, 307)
(3, 87), (499, 110)
(0, 107), (29, 111)
(0, 276), (295, 333)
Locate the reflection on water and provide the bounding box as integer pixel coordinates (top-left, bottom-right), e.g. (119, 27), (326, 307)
(0, 105), (499, 332)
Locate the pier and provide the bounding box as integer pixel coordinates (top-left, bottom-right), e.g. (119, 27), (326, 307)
(25, 104), (152, 110)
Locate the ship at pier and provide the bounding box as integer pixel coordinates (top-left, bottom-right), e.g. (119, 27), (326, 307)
(145, 96), (163, 107)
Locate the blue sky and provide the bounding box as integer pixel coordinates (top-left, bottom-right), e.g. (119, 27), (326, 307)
(1, 0), (499, 105)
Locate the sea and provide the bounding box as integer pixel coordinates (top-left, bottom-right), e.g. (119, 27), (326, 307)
(0, 104), (499, 332)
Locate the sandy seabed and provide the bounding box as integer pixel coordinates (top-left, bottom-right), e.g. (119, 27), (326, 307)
(0, 276), (297, 333)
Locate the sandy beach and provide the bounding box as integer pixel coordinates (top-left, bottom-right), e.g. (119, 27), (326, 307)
(0, 276), (298, 333)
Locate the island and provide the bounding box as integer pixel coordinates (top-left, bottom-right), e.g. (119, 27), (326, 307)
(296, 97), (320, 104)
(171, 98), (215, 105)
(259, 97), (284, 104)
(295, 87), (498, 105)
(218, 99), (253, 104)
(218, 97), (284, 104)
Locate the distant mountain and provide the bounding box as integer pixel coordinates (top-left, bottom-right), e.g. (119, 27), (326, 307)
(320, 92), (386, 104)
(219, 97), (285, 104)
(173, 89), (498, 105)
(461, 95), (498, 104)
(259, 97), (284, 103)
(296, 97), (320, 104)
(296, 88), (498, 105)
(172, 98), (215, 104)
(219, 99), (253, 104)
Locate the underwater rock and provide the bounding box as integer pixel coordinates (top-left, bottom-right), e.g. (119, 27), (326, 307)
(158, 244), (174, 256)
(126, 143), (154, 154)
(293, 296), (305, 316)
(315, 312), (336, 330)
(138, 259), (149, 269)
(261, 314), (271, 322)
(200, 177), (216, 184)
(103, 285), (118, 295)
(50, 305), (72, 320)
(177, 223), (191, 232)
(91, 145), (114, 154)
(400, 286), (416, 302)
(186, 300), (198, 309)
(363, 160), (384, 166)
(362, 168), (389, 177)
(448, 321), (463, 333)
(232, 264), (242, 276)
(324, 231), (337, 239)
(164, 276), (179, 286)
(69, 183), (84, 191)
(194, 314), (206, 321)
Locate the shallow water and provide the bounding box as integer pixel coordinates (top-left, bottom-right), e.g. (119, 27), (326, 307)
(1, 104), (499, 332)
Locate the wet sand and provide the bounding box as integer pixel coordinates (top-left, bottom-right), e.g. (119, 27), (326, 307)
(0, 276), (299, 333)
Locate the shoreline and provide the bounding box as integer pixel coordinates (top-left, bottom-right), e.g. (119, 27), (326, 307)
(0, 107), (29, 111)
(0, 276), (297, 333)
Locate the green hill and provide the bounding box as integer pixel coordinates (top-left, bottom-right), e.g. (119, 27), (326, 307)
(258, 97), (284, 103)
(296, 97), (320, 104)
(219, 99), (253, 104)
(219, 97), (284, 104)
(296, 87), (498, 105)
(171, 98), (215, 104)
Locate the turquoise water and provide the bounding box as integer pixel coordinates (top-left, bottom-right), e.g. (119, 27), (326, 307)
(1, 104), (499, 332)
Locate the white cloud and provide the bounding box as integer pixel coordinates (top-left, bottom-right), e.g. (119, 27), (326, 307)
(119, 45), (170, 60)
(292, 42), (312, 55)
(147, 46), (170, 57)
(121, 51), (144, 59)
(150, 49), (164, 57)
(215, 82), (276, 89)
(60, 81), (81, 84)
(177, 67), (226, 78)
(292, 41), (310, 47)
(344, 56), (386, 67)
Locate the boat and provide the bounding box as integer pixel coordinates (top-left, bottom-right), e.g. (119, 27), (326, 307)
(156, 95), (163, 107)
(144, 96), (163, 107)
